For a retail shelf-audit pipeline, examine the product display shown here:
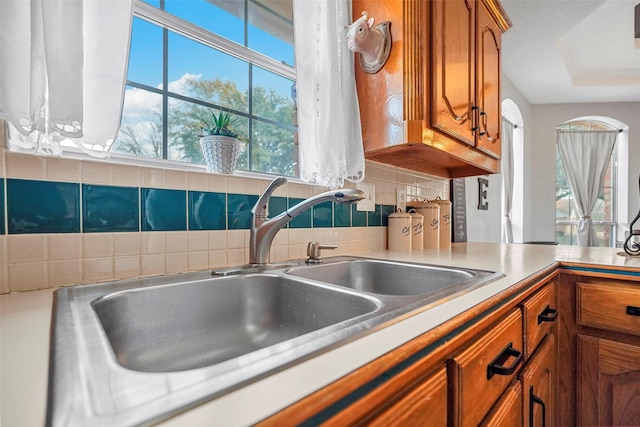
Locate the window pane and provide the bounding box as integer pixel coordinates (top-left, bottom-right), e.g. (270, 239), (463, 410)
(248, 0), (294, 65)
(165, 0), (245, 45)
(113, 87), (163, 158)
(168, 32), (249, 113)
(252, 66), (296, 125)
(128, 17), (163, 88)
(251, 121), (297, 176)
(556, 224), (576, 246)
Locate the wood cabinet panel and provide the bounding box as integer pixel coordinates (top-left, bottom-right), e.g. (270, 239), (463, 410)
(432, 0), (475, 146)
(577, 281), (640, 336)
(520, 334), (557, 427)
(366, 367), (447, 427)
(475, 0), (502, 159)
(479, 380), (522, 427)
(521, 280), (557, 358)
(578, 334), (640, 426)
(449, 308), (524, 426)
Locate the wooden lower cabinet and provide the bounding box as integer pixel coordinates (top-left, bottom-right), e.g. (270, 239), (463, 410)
(480, 380), (523, 427)
(520, 334), (557, 427)
(449, 308), (524, 426)
(366, 367), (447, 427)
(577, 335), (640, 426)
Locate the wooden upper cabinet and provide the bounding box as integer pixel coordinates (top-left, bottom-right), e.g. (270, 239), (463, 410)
(432, 0), (476, 146)
(475, 0), (502, 158)
(353, 0), (510, 178)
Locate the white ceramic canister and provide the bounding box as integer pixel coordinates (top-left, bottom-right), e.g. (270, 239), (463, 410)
(408, 200), (440, 249)
(408, 209), (424, 250)
(431, 197), (452, 248)
(387, 210), (412, 251)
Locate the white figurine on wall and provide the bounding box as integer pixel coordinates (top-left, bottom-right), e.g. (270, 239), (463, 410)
(345, 11), (392, 74)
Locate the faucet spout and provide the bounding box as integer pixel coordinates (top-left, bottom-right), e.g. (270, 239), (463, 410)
(249, 177), (365, 265)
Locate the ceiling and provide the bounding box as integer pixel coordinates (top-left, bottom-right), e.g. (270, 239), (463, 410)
(500, 0), (640, 104)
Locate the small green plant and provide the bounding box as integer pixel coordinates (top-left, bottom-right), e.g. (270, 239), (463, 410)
(199, 110), (239, 138)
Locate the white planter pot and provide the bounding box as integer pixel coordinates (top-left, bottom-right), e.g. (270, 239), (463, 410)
(199, 135), (243, 174)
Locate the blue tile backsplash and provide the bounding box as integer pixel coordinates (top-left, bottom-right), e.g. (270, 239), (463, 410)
(0, 178), (395, 235)
(0, 178), (4, 235)
(141, 188), (187, 232)
(7, 179), (80, 234)
(83, 185), (139, 233)
(189, 191), (226, 230)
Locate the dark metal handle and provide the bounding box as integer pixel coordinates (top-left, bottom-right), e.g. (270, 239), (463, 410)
(478, 111), (487, 136)
(627, 305), (640, 317)
(471, 105), (479, 132)
(530, 386), (546, 427)
(537, 305), (558, 324)
(487, 342), (523, 379)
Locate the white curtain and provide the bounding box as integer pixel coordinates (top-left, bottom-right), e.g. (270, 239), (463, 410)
(293, 0), (365, 189)
(0, 0), (134, 156)
(501, 119), (515, 243)
(557, 130), (618, 247)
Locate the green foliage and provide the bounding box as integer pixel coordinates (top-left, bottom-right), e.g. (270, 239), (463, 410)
(199, 110), (239, 138)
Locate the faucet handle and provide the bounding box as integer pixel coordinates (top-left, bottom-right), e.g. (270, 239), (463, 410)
(306, 241), (337, 264)
(253, 176), (287, 218)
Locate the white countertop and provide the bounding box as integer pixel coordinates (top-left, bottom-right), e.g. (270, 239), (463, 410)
(2, 243), (639, 427)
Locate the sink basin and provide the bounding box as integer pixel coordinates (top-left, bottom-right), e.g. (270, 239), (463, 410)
(287, 258), (495, 297)
(92, 274), (378, 373)
(46, 257), (502, 426)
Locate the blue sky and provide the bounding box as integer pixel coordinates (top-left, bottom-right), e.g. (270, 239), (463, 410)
(127, 1), (295, 97)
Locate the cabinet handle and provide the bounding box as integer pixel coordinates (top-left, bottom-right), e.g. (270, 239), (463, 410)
(478, 111), (487, 136)
(627, 305), (640, 317)
(471, 105), (479, 132)
(537, 305), (558, 324)
(487, 342), (523, 379)
(529, 386), (546, 427)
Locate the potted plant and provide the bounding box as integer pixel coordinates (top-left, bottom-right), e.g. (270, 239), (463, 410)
(198, 110), (243, 174)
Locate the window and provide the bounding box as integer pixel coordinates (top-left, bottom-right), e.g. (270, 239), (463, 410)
(111, 0), (298, 176)
(555, 120), (617, 246)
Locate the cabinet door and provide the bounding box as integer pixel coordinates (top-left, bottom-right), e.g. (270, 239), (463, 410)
(520, 334), (557, 427)
(475, 0), (502, 159)
(578, 335), (640, 426)
(480, 380), (523, 427)
(432, 0), (476, 146)
(366, 367), (447, 427)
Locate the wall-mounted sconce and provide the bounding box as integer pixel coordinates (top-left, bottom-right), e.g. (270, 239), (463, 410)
(345, 11), (392, 74)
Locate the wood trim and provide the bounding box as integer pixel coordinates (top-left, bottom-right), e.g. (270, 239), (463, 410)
(480, 0), (512, 32)
(258, 265), (558, 426)
(403, 0), (425, 122)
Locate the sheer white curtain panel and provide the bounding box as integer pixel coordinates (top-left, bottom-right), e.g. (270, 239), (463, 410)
(501, 119), (515, 243)
(293, 0), (365, 189)
(0, 0), (134, 156)
(557, 129), (618, 247)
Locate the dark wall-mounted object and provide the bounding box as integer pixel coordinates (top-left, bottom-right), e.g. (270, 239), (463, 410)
(635, 3), (640, 38)
(478, 177), (489, 210)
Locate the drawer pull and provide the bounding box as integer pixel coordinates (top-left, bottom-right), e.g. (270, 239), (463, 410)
(537, 305), (558, 324)
(627, 305), (640, 317)
(487, 342), (523, 379)
(529, 386), (546, 427)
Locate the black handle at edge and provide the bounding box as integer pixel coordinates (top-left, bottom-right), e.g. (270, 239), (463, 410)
(530, 386), (546, 427)
(627, 305), (640, 317)
(487, 342), (523, 379)
(537, 305), (558, 324)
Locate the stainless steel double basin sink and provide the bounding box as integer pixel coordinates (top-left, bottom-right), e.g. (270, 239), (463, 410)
(47, 257), (503, 426)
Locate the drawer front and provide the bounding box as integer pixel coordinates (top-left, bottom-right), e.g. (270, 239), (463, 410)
(577, 281), (640, 336)
(521, 282), (557, 358)
(449, 308), (524, 426)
